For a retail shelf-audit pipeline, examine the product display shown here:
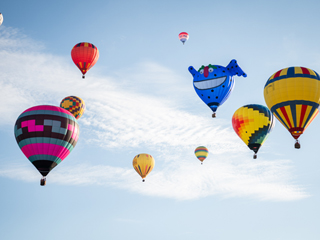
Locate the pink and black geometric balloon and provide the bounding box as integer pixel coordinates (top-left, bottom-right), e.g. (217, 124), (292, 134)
(14, 105), (80, 181)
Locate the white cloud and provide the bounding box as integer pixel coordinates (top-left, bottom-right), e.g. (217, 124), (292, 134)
(0, 28), (309, 202)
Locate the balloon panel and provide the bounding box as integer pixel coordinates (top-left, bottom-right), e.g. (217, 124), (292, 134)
(71, 42), (99, 75)
(132, 153), (155, 179)
(60, 96), (86, 120)
(0, 13), (3, 26)
(232, 104), (274, 152)
(14, 105), (79, 176)
(264, 67), (320, 139)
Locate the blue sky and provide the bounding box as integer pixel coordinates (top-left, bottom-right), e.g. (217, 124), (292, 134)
(1, 0), (320, 239)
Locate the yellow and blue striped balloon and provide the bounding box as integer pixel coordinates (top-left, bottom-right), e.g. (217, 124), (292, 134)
(194, 146), (208, 164)
(264, 67), (320, 148)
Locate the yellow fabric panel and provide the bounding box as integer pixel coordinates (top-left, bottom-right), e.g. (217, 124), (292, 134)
(84, 42), (89, 47)
(275, 108), (290, 130)
(280, 68), (288, 76)
(294, 67), (303, 74)
(309, 69), (317, 77)
(305, 109), (319, 129)
(264, 77), (320, 108)
(284, 105), (294, 127)
(301, 105), (313, 127)
(296, 104), (302, 127)
(269, 72), (277, 80)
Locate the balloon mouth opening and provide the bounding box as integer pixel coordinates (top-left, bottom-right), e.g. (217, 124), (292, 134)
(194, 76), (227, 90)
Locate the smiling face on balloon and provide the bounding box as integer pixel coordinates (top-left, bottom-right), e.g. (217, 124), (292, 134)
(188, 59), (247, 115)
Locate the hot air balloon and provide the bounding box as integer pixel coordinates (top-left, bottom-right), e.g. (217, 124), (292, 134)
(264, 67), (320, 149)
(179, 32), (189, 45)
(14, 105), (80, 186)
(232, 104), (275, 159)
(71, 42), (99, 79)
(0, 13), (3, 26)
(189, 59), (247, 117)
(60, 96), (86, 120)
(194, 146), (208, 164)
(132, 153), (155, 182)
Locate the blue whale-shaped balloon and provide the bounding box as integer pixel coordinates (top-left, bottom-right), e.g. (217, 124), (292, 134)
(188, 59), (247, 117)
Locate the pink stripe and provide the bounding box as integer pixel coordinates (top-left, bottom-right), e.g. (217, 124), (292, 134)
(22, 105), (74, 117)
(21, 120), (44, 132)
(21, 143), (70, 160)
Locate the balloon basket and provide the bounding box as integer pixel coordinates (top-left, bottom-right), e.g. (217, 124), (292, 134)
(295, 141), (300, 149)
(142, 179), (145, 182)
(253, 154), (257, 159)
(82, 75), (85, 79)
(40, 177), (46, 186)
(212, 113), (216, 118)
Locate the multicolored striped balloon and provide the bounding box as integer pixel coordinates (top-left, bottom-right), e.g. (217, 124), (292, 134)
(194, 146), (208, 164)
(14, 105), (80, 181)
(264, 67), (320, 148)
(132, 153), (155, 182)
(60, 96), (86, 120)
(71, 42), (99, 78)
(232, 104), (275, 158)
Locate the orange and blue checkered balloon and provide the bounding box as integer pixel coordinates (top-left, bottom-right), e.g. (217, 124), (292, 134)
(60, 96), (85, 120)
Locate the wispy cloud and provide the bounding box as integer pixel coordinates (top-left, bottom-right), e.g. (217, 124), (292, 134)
(0, 28), (309, 201)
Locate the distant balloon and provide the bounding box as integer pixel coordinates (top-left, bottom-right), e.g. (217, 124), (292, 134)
(0, 13), (3, 26)
(71, 42), (99, 78)
(60, 96), (86, 120)
(189, 59), (247, 118)
(264, 67), (320, 149)
(232, 104), (275, 159)
(14, 105), (80, 186)
(132, 153), (155, 182)
(194, 146), (208, 164)
(179, 32), (189, 45)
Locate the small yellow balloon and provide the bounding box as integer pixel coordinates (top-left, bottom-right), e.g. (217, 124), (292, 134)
(132, 153), (155, 182)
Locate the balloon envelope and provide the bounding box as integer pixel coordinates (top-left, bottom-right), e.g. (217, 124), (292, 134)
(179, 32), (189, 44)
(189, 60), (247, 116)
(14, 105), (80, 177)
(71, 42), (99, 78)
(232, 104), (275, 157)
(194, 146), (208, 163)
(60, 96), (86, 120)
(264, 67), (320, 143)
(0, 13), (3, 26)
(132, 153), (155, 181)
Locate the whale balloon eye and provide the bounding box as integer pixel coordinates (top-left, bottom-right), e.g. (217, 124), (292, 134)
(200, 69), (204, 74)
(209, 68), (214, 73)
